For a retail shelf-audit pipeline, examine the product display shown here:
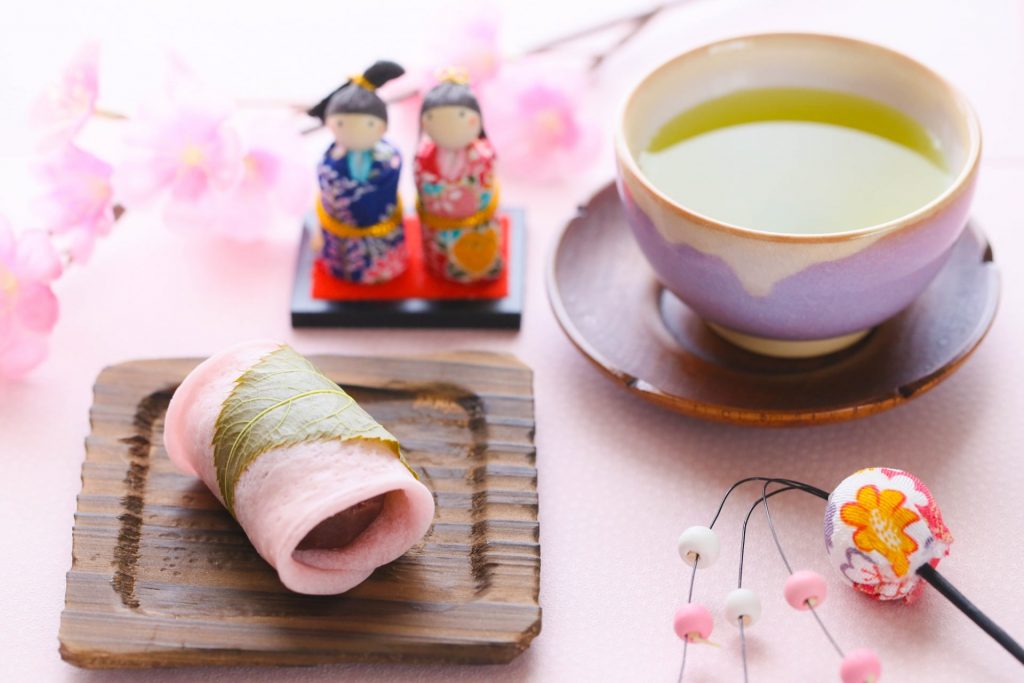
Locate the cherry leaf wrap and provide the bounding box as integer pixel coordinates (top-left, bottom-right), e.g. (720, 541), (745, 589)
(212, 345), (412, 514)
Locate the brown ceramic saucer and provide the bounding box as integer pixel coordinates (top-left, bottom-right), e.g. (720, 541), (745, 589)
(547, 183), (1000, 427)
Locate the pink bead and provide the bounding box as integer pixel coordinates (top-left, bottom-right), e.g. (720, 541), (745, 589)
(784, 569), (828, 610)
(673, 603), (713, 643)
(840, 648), (882, 683)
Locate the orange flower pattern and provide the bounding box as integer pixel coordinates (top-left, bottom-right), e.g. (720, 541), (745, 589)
(826, 468), (952, 602)
(840, 485), (920, 577)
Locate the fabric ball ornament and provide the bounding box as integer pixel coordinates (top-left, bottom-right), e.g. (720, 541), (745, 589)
(824, 467), (953, 602)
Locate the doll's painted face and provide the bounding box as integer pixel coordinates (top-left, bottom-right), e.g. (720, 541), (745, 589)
(422, 106), (482, 149)
(327, 113), (386, 151)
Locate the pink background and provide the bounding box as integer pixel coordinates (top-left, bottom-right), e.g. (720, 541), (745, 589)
(2, 1), (1023, 681)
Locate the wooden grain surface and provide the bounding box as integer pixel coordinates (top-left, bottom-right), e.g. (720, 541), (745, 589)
(59, 352), (540, 668)
(547, 183), (1000, 427)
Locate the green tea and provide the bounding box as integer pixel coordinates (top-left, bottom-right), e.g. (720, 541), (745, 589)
(639, 88), (952, 234)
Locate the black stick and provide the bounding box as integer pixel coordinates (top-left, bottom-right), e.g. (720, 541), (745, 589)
(916, 563), (1024, 664)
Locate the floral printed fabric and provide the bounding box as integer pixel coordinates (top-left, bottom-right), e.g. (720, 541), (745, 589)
(825, 467), (953, 603)
(422, 219), (502, 283)
(316, 140), (406, 284)
(320, 225), (408, 284)
(414, 138), (502, 283)
(318, 140), (402, 226)
(414, 138), (495, 219)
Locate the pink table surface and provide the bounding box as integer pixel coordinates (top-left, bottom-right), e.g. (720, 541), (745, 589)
(2, 1), (1024, 681)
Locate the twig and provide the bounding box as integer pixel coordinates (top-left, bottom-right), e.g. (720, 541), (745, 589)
(525, 0), (690, 56)
(100, 1), (696, 137)
(53, 203), (126, 269)
(93, 108), (128, 121)
(588, 1), (675, 71)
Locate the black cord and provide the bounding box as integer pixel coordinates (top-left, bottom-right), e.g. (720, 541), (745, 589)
(916, 563), (1024, 665)
(709, 476), (828, 529)
(738, 484), (802, 587)
(712, 475), (1024, 669)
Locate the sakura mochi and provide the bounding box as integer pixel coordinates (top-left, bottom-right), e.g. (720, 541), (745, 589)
(163, 340), (435, 595)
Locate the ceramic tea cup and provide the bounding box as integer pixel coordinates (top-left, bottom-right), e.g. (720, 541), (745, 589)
(615, 33), (981, 358)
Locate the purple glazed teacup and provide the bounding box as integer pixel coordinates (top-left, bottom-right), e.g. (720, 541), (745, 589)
(615, 33), (981, 358)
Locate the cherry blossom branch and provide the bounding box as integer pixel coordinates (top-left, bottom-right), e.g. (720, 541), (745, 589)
(13, 5), (623, 378)
(298, 1), (691, 136)
(97, 2), (694, 137)
(585, 0), (685, 71)
(60, 3), (691, 136)
(92, 108), (128, 121)
(526, 0), (692, 64)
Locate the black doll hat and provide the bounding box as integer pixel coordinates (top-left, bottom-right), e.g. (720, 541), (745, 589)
(307, 60), (405, 123)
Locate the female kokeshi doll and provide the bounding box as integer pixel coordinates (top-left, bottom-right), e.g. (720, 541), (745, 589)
(308, 60), (408, 284)
(413, 69), (503, 283)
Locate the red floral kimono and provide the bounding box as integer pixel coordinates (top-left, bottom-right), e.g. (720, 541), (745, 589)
(414, 138), (502, 282)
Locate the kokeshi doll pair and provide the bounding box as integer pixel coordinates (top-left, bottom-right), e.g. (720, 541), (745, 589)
(308, 62), (502, 286)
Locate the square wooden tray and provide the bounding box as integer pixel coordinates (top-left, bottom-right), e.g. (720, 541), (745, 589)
(60, 352), (540, 668)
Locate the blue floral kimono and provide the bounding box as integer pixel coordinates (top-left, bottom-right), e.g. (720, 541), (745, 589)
(316, 140), (407, 284)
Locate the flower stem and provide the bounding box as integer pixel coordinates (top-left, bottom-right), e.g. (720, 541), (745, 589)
(93, 108), (128, 121)
(106, 3), (698, 136)
(525, 0), (691, 59)
(586, 0), (686, 71)
(53, 203), (126, 269)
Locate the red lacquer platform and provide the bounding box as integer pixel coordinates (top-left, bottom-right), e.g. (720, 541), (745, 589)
(311, 215), (509, 302)
(291, 209), (525, 329)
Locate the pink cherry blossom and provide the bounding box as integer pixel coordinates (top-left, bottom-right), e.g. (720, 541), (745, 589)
(201, 113), (311, 241)
(480, 60), (599, 183)
(112, 55), (310, 239)
(425, 8), (502, 87)
(32, 43), (100, 151)
(0, 218), (62, 380)
(35, 145), (115, 263)
(113, 89), (242, 233)
(394, 6), (503, 135)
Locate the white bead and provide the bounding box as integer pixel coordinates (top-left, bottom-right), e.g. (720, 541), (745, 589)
(677, 526), (720, 568)
(724, 588), (762, 627)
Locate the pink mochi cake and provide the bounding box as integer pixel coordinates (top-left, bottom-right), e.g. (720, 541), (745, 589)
(163, 340), (436, 595)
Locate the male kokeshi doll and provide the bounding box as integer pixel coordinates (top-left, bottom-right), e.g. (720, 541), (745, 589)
(309, 60), (407, 284)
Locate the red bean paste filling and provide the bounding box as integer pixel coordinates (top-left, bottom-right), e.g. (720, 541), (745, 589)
(295, 493), (387, 551)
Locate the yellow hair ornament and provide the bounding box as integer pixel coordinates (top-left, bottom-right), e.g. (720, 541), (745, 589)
(349, 73), (376, 91)
(435, 66), (471, 86)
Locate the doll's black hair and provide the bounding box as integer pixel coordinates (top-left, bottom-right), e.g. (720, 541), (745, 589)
(307, 60), (405, 123)
(420, 80), (486, 138)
